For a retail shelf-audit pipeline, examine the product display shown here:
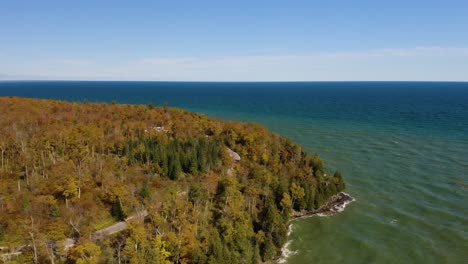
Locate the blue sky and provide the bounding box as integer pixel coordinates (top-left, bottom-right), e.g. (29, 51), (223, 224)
(1, 0), (467, 81)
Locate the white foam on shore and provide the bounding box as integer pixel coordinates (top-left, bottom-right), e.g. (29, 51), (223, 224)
(287, 222), (294, 236)
(316, 212), (331, 217)
(277, 224), (297, 263)
(316, 192), (355, 217)
(278, 192), (356, 262)
(333, 193), (356, 213)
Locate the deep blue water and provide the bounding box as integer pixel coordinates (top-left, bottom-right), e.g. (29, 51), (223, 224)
(1, 81), (467, 263)
(1, 81), (467, 137)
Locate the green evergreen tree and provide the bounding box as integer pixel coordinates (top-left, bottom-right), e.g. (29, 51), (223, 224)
(168, 153), (182, 180)
(262, 195), (280, 234)
(49, 204), (60, 219)
(0, 223), (5, 242)
(251, 241), (261, 264)
(139, 181), (150, 200)
(334, 170), (346, 191)
(111, 196), (125, 221)
(261, 234), (276, 262)
(207, 231), (224, 264)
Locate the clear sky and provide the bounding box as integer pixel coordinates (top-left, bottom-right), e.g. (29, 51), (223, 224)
(1, 0), (467, 81)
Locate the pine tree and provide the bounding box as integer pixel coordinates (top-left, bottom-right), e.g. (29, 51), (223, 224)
(139, 181), (150, 200)
(261, 234), (276, 262)
(111, 196), (125, 221)
(251, 241), (261, 264)
(49, 204), (60, 219)
(207, 231), (224, 264)
(168, 153), (182, 180)
(334, 170), (346, 191)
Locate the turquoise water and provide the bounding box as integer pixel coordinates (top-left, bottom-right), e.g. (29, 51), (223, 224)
(1, 81), (467, 263)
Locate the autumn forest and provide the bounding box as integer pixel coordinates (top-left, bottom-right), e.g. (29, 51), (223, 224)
(0, 97), (345, 263)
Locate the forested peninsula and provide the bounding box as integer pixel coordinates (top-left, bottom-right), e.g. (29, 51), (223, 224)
(0, 97), (346, 264)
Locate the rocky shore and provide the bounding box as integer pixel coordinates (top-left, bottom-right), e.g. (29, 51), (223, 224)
(277, 192), (355, 263)
(291, 192), (355, 219)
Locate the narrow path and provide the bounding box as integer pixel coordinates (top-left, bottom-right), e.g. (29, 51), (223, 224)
(92, 210), (148, 240)
(0, 210), (148, 261)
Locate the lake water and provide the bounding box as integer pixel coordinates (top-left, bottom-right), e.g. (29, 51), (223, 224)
(1, 81), (467, 263)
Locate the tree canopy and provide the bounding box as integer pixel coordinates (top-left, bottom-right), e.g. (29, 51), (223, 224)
(0, 97), (345, 263)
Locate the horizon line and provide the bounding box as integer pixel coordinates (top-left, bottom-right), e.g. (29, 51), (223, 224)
(1, 80), (468, 83)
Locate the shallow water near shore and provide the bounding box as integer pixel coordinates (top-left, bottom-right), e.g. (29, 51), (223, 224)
(1, 81), (467, 263)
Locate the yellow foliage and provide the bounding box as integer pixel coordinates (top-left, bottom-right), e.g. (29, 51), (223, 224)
(69, 241), (101, 264)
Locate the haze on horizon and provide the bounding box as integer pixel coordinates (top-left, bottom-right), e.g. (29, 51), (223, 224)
(1, 0), (468, 82)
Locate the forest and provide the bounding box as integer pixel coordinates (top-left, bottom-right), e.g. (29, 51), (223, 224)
(0, 97), (345, 263)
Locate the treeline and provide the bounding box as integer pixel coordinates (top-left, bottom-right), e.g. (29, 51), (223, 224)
(0, 97), (345, 264)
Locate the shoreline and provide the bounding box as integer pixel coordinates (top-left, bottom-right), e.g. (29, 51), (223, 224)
(291, 192), (355, 220)
(277, 192), (355, 263)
